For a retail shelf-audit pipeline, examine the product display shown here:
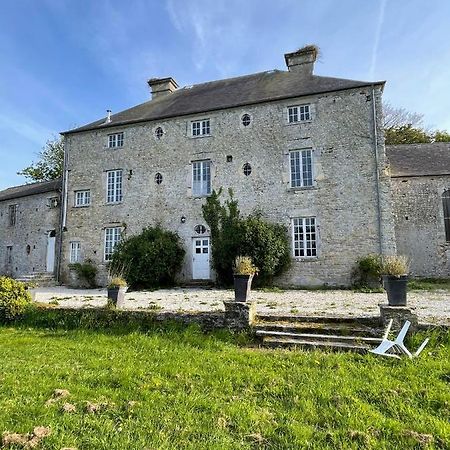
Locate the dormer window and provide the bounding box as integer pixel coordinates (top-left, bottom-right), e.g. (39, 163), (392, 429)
(192, 119), (210, 137)
(108, 132), (124, 148)
(288, 104), (311, 123)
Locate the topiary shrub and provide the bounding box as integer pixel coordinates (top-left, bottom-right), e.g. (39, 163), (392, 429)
(202, 190), (291, 286)
(0, 276), (32, 321)
(110, 226), (185, 289)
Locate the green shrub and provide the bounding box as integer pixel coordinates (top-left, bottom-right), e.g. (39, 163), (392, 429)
(69, 260), (98, 288)
(351, 254), (383, 290)
(110, 226), (185, 289)
(0, 276), (32, 321)
(202, 190), (290, 285)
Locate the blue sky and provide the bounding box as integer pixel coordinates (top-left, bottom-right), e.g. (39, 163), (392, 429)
(1, 0), (449, 190)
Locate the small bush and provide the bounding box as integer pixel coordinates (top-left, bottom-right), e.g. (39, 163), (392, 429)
(110, 226), (185, 289)
(0, 276), (32, 321)
(69, 260), (98, 288)
(351, 254), (383, 289)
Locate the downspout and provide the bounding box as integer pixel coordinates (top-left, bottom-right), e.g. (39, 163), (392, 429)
(371, 85), (383, 255)
(56, 137), (69, 283)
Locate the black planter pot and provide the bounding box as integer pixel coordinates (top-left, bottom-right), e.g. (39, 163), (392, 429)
(234, 274), (254, 302)
(107, 286), (127, 308)
(383, 275), (408, 306)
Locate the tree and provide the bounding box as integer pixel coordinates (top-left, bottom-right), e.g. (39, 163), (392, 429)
(18, 137), (64, 182)
(383, 102), (450, 145)
(202, 189), (291, 286)
(385, 124), (432, 145)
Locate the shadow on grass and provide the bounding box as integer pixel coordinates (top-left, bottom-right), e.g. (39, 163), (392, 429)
(0, 305), (254, 348)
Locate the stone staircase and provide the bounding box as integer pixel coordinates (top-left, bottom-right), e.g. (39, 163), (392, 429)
(255, 314), (384, 353)
(16, 272), (57, 287)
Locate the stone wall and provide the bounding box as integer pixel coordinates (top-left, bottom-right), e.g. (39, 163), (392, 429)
(61, 85), (396, 287)
(0, 192), (60, 277)
(391, 175), (450, 277)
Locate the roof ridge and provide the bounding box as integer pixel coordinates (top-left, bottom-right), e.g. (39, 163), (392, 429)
(0, 178), (61, 194)
(179, 69), (284, 91)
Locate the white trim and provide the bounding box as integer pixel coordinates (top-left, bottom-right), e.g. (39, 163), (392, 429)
(291, 217), (318, 258)
(107, 132), (124, 148)
(287, 103), (311, 123)
(106, 170), (123, 203)
(69, 241), (81, 263)
(289, 148), (313, 188)
(191, 119), (211, 137)
(74, 190), (91, 207)
(192, 160), (211, 197)
(104, 227), (122, 261)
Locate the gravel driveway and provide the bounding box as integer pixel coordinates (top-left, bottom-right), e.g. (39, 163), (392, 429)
(31, 286), (449, 325)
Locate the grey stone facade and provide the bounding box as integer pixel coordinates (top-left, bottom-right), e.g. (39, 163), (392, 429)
(387, 143), (450, 277)
(59, 48), (396, 287)
(0, 180), (61, 277)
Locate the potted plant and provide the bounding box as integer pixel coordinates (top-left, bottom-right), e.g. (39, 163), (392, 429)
(107, 276), (128, 308)
(233, 256), (258, 302)
(381, 255), (409, 306)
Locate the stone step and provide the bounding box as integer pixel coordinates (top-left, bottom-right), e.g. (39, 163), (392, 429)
(256, 314), (380, 327)
(261, 335), (370, 353)
(256, 329), (382, 344)
(254, 321), (382, 337)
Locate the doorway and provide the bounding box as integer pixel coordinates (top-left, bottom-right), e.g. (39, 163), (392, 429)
(192, 237), (210, 280)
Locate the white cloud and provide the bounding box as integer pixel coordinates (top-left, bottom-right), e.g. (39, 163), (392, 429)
(369, 0), (387, 80)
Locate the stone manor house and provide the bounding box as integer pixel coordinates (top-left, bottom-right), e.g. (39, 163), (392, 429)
(1, 47), (449, 286)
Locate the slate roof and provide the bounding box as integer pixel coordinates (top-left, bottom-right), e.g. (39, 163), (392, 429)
(0, 179), (62, 202)
(386, 143), (450, 177)
(63, 70), (383, 135)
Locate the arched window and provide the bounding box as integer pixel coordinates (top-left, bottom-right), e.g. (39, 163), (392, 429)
(194, 224), (206, 234)
(155, 173), (163, 184)
(443, 189), (450, 242)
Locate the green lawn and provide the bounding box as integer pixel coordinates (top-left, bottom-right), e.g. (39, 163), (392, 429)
(0, 323), (449, 449)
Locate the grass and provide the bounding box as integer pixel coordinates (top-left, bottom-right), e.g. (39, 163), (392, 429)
(0, 317), (448, 450)
(408, 278), (450, 291)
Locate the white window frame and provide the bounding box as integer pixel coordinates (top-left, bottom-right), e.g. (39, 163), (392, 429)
(192, 160), (211, 197)
(69, 241), (81, 263)
(104, 227), (122, 261)
(191, 119), (210, 137)
(288, 104), (311, 123)
(292, 217), (317, 258)
(289, 149), (313, 188)
(107, 132), (124, 148)
(74, 190), (91, 207)
(106, 170), (123, 204)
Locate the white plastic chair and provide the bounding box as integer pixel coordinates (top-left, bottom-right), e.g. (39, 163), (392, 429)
(370, 320), (429, 359)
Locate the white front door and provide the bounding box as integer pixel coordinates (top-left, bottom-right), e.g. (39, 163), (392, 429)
(46, 230), (56, 273)
(192, 237), (210, 280)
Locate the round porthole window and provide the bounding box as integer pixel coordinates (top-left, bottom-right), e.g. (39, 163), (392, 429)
(155, 172), (163, 184)
(241, 114), (251, 127)
(155, 127), (164, 139)
(243, 163), (252, 176)
(194, 224), (206, 234)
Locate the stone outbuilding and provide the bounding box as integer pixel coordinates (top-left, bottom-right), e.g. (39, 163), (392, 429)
(59, 46), (396, 287)
(0, 179), (61, 281)
(387, 143), (450, 277)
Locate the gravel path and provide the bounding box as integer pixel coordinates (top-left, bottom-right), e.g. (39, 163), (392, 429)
(31, 286), (450, 325)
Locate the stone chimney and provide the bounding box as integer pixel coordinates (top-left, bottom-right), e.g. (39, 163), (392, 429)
(284, 45), (318, 76)
(147, 77), (179, 100)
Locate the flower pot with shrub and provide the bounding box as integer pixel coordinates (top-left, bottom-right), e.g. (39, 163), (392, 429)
(233, 256), (258, 302)
(107, 277), (128, 308)
(381, 255), (409, 306)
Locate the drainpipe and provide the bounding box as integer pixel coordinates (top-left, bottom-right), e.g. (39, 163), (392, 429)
(56, 137), (69, 283)
(371, 85), (383, 255)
